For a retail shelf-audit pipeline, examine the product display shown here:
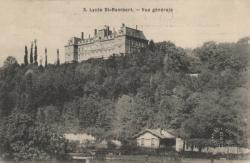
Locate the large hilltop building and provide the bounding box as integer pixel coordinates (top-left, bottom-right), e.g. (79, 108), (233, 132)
(65, 24), (148, 62)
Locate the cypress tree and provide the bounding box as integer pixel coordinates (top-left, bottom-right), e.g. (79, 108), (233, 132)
(56, 49), (60, 65)
(34, 40), (38, 65)
(30, 42), (33, 64)
(24, 45), (28, 65)
(45, 48), (48, 68)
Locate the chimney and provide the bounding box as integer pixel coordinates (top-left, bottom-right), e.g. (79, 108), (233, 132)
(94, 29), (97, 36)
(81, 32), (84, 40)
(136, 25), (138, 30)
(89, 34), (90, 38)
(122, 23), (125, 27)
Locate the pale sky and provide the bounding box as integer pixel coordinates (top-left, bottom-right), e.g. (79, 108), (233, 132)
(0, 0), (249, 66)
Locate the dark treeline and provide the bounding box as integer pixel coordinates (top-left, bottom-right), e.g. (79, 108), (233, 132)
(0, 38), (249, 160)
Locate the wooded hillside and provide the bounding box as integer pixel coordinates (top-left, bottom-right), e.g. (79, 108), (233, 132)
(0, 38), (249, 160)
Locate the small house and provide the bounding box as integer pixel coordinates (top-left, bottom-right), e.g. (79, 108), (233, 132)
(133, 129), (184, 151)
(64, 133), (96, 144)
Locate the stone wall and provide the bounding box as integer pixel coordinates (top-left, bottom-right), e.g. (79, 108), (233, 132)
(125, 37), (148, 54)
(65, 45), (78, 62)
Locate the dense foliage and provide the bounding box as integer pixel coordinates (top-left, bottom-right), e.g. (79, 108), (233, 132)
(0, 38), (249, 160)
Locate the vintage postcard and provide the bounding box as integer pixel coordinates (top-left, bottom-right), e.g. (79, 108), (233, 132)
(0, 0), (249, 162)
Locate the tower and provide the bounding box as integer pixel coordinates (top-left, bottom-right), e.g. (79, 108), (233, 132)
(64, 37), (79, 62)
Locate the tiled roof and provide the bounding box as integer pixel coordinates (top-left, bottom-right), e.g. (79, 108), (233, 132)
(133, 128), (178, 139)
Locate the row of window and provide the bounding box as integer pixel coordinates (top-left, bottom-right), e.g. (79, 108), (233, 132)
(78, 45), (122, 52)
(128, 47), (141, 53)
(79, 48), (122, 55)
(76, 39), (145, 50)
(130, 41), (145, 47)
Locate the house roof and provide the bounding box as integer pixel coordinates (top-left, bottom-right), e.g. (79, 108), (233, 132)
(63, 133), (96, 143)
(125, 27), (147, 40)
(133, 129), (178, 139)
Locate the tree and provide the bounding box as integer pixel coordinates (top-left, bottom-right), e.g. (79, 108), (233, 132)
(3, 56), (18, 68)
(34, 40), (38, 65)
(24, 46), (28, 65)
(30, 42), (33, 64)
(195, 41), (249, 72)
(164, 48), (190, 73)
(0, 56), (19, 117)
(45, 48), (48, 67)
(112, 95), (154, 141)
(112, 95), (135, 140)
(1, 111), (68, 160)
(61, 100), (81, 133)
(148, 40), (156, 51)
(78, 97), (99, 129)
(95, 99), (114, 131)
(56, 49), (60, 65)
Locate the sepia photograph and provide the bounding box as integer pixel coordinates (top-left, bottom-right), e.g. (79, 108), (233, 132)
(0, 0), (249, 162)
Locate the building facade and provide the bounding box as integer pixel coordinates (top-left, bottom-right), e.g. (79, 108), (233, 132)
(133, 129), (183, 151)
(65, 24), (148, 62)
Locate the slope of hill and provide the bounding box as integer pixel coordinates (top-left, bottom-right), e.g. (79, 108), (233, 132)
(0, 38), (249, 160)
